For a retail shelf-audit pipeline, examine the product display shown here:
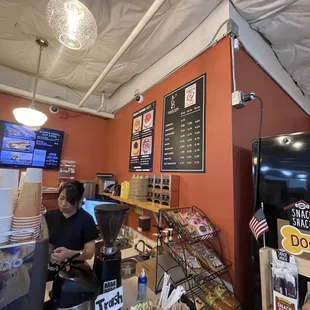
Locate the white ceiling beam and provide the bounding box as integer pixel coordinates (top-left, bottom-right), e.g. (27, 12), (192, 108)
(105, 0), (230, 113)
(229, 2), (310, 114)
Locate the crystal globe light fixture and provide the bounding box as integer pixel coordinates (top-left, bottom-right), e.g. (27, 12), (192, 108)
(46, 0), (97, 50)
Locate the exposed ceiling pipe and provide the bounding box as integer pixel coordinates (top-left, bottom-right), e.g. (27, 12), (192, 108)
(97, 92), (105, 112)
(0, 83), (114, 119)
(78, 0), (166, 108)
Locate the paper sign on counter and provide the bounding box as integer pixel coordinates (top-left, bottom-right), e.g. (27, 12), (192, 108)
(95, 286), (123, 310)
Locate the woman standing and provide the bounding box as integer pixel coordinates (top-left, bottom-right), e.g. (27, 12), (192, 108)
(45, 180), (98, 278)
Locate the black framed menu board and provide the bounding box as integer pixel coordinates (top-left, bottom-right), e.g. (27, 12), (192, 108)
(129, 102), (156, 172)
(161, 75), (205, 172)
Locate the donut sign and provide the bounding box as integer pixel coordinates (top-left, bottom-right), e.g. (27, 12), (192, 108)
(281, 225), (310, 255)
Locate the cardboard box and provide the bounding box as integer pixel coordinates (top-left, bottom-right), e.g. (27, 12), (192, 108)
(136, 254), (187, 293)
(136, 257), (157, 292)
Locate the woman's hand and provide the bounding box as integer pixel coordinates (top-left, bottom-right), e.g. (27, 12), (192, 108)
(51, 247), (72, 264)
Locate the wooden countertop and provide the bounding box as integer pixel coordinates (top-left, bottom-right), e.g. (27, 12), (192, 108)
(42, 190), (58, 194)
(101, 193), (170, 213)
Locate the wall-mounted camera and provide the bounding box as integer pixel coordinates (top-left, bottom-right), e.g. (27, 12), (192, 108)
(49, 105), (59, 114)
(134, 90), (144, 104)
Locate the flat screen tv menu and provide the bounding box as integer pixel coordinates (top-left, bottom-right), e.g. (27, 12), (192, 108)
(161, 75), (205, 172)
(129, 102), (156, 172)
(0, 121), (64, 170)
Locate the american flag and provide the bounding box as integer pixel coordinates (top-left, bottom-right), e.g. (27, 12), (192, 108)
(249, 207), (269, 240)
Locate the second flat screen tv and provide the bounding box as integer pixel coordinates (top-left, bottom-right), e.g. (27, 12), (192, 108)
(0, 121), (64, 170)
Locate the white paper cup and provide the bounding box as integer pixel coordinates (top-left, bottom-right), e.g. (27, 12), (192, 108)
(12, 223), (40, 229)
(10, 232), (39, 241)
(12, 215), (41, 221)
(0, 215), (13, 222)
(0, 226), (12, 231)
(0, 169), (19, 191)
(0, 220), (12, 226)
(0, 188), (14, 217)
(0, 237), (9, 244)
(25, 168), (42, 183)
(0, 222), (12, 229)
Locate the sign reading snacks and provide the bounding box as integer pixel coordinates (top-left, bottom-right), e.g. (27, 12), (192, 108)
(95, 286), (123, 310)
(129, 102), (156, 172)
(285, 200), (310, 231)
(161, 75), (205, 172)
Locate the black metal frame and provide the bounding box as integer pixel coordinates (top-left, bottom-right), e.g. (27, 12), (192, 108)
(155, 206), (242, 310)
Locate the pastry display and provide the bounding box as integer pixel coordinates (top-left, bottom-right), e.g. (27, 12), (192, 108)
(161, 207), (237, 310)
(187, 243), (225, 272)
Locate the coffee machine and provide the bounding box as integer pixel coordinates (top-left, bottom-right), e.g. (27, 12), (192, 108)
(0, 217), (49, 309)
(93, 204), (129, 293)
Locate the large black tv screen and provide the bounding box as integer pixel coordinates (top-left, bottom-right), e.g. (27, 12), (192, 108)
(0, 121), (64, 170)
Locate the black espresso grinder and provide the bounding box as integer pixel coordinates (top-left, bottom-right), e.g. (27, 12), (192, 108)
(93, 204), (129, 293)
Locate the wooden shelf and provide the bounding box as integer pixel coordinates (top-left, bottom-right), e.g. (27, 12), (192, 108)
(100, 193), (170, 213)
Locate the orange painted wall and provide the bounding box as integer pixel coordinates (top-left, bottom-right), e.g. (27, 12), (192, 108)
(232, 49), (310, 306)
(0, 92), (109, 186)
(106, 38), (235, 266)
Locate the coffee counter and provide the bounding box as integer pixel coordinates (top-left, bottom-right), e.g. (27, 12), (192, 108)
(100, 193), (170, 213)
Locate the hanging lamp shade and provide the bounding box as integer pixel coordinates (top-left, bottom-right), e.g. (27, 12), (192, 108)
(46, 0), (97, 50)
(13, 37), (48, 128)
(13, 108), (48, 128)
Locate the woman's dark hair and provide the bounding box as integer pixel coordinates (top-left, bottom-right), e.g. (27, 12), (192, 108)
(58, 180), (84, 206)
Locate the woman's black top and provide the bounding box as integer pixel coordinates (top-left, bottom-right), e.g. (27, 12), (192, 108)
(45, 208), (98, 251)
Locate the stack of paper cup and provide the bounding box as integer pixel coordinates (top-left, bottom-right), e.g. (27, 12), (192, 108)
(0, 169), (19, 210)
(10, 215), (42, 242)
(12, 168), (43, 241)
(0, 188), (14, 243)
(24, 168), (42, 183)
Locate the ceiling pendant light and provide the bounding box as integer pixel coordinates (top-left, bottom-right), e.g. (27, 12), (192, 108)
(46, 0), (97, 51)
(13, 37), (48, 128)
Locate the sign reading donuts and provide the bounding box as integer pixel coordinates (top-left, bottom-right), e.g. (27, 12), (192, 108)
(281, 225), (310, 256)
(129, 102), (156, 172)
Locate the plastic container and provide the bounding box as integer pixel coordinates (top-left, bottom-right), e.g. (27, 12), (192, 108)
(137, 268), (147, 302)
(121, 181), (130, 198)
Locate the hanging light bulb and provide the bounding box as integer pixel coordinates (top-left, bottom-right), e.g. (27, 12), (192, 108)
(13, 37), (48, 128)
(46, 0), (97, 50)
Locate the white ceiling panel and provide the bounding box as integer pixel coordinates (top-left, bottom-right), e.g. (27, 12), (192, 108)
(0, 0), (222, 112)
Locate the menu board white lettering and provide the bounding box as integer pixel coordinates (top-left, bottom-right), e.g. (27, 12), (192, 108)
(161, 75), (205, 172)
(129, 102), (156, 172)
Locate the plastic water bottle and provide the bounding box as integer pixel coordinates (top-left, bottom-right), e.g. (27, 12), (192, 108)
(137, 268), (147, 302)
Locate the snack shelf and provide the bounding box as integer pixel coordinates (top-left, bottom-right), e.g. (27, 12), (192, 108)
(156, 205), (241, 309)
(163, 241), (232, 285)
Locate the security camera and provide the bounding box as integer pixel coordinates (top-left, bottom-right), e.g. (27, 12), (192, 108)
(49, 105), (59, 114)
(134, 91), (144, 104)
